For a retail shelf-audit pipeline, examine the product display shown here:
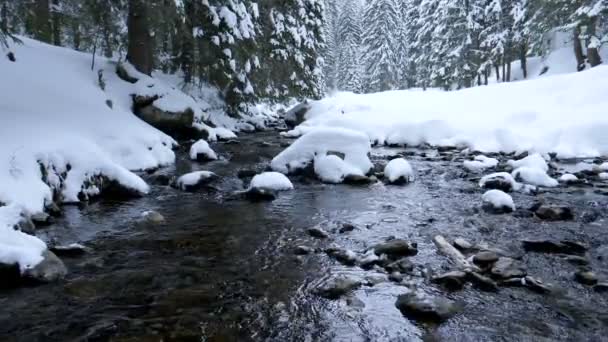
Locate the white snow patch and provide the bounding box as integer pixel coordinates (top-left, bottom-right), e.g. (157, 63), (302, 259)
(464, 155), (499, 172)
(599, 173), (608, 180)
(384, 158), (414, 183)
(482, 190), (515, 211)
(176, 171), (216, 190)
(249, 172), (294, 191)
(507, 153), (549, 172)
(599, 162), (608, 171)
(0, 205), (47, 272)
(189, 140), (218, 161)
(271, 127), (372, 175)
(313, 155), (364, 184)
(559, 173), (579, 182)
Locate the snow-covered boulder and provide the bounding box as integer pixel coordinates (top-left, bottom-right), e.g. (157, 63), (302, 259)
(271, 127), (372, 183)
(507, 153), (549, 172)
(600, 172), (608, 180)
(284, 101), (311, 128)
(482, 190), (515, 214)
(559, 173), (579, 183)
(463, 155), (498, 172)
(189, 139), (218, 162)
(245, 172), (294, 201)
(384, 158), (414, 184)
(512, 167), (558, 187)
(174, 171), (217, 191)
(22, 250), (67, 283)
(599, 162), (608, 172)
(479, 172), (518, 192)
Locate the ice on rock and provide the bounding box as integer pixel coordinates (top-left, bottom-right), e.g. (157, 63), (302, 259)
(512, 167), (558, 187)
(384, 158), (414, 184)
(464, 155), (499, 172)
(189, 139), (218, 161)
(271, 127), (372, 178)
(249, 172), (294, 191)
(507, 153), (549, 172)
(482, 190), (515, 213)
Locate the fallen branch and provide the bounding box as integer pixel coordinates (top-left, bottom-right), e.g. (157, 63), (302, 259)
(433, 235), (480, 272)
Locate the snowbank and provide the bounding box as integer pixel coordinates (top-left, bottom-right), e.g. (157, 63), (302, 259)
(189, 140), (218, 161)
(271, 127), (372, 175)
(295, 66), (608, 157)
(0, 38), (177, 268)
(384, 158), (414, 184)
(249, 172), (294, 191)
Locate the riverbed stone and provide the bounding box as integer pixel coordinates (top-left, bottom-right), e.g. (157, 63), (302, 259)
(395, 292), (462, 323)
(522, 239), (587, 255)
(294, 245), (314, 255)
(432, 271), (467, 291)
(50, 243), (88, 257)
(326, 248), (358, 266)
(373, 239), (418, 258)
(593, 282), (608, 293)
(245, 187), (278, 201)
(453, 238), (473, 251)
(383, 258), (415, 274)
(141, 210), (165, 224)
(473, 251), (499, 267)
(490, 257), (526, 279)
(314, 276), (361, 299)
(308, 227), (329, 239)
(467, 272), (499, 292)
(23, 250), (68, 283)
(523, 276), (552, 294)
(339, 222), (357, 234)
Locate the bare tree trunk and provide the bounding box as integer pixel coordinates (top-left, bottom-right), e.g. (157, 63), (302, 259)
(1, 1), (8, 33)
(484, 68), (488, 85)
(127, 0), (153, 75)
(586, 17), (602, 67)
(573, 26), (586, 71)
(72, 21), (81, 50)
(494, 64), (500, 82)
(501, 57), (506, 82)
(51, 0), (60, 46)
(506, 60), (511, 82)
(519, 43), (528, 79)
(33, 0), (52, 43)
(181, 0), (195, 83)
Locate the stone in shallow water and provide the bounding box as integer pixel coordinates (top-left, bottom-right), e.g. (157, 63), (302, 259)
(383, 258), (414, 274)
(432, 271), (467, 291)
(522, 239), (588, 255)
(593, 282), (608, 293)
(453, 238), (473, 251)
(373, 239), (418, 258)
(467, 272), (499, 292)
(473, 251), (499, 266)
(395, 292), (462, 323)
(491, 257), (526, 279)
(23, 250), (68, 283)
(534, 205), (574, 221)
(307, 227), (329, 239)
(294, 245), (314, 255)
(245, 187), (278, 201)
(574, 270), (598, 285)
(50, 243), (88, 257)
(326, 248), (358, 266)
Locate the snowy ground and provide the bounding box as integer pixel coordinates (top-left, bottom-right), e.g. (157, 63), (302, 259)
(289, 65), (608, 158)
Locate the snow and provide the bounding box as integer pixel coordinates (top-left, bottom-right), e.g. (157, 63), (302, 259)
(600, 173), (608, 180)
(559, 174), (579, 182)
(296, 66), (608, 157)
(464, 155), (498, 172)
(0, 205), (46, 272)
(482, 190), (515, 212)
(189, 140), (218, 161)
(384, 158), (414, 183)
(272, 127), (372, 175)
(176, 171), (216, 190)
(249, 172), (294, 191)
(600, 162), (608, 172)
(479, 172), (518, 190)
(314, 155), (364, 184)
(512, 167), (558, 187)
(507, 153), (549, 172)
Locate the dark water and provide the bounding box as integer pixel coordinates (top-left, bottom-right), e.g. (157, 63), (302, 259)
(1, 130), (608, 341)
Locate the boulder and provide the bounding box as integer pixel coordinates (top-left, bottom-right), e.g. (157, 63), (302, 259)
(23, 250), (68, 283)
(294, 246), (314, 255)
(308, 226), (330, 239)
(141, 211), (165, 224)
(432, 271), (468, 290)
(50, 243), (88, 257)
(134, 101), (197, 139)
(534, 205), (573, 221)
(284, 102), (311, 128)
(472, 251), (499, 267)
(373, 239), (418, 258)
(326, 248), (358, 266)
(574, 270), (598, 285)
(490, 257), (526, 279)
(244, 187), (278, 202)
(314, 276), (361, 299)
(395, 292), (461, 323)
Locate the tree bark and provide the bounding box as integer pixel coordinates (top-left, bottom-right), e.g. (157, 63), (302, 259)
(484, 68), (488, 85)
(33, 0), (52, 43)
(501, 57), (506, 82)
(494, 64), (500, 82)
(127, 0), (153, 75)
(506, 60), (511, 82)
(1, 1), (8, 33)
(519, 43), (528, 79)
(51, 0), (60, 46)
(586, 17), (602, 67)
(181, 0), (195, 84)
(573, 26), (586, 71)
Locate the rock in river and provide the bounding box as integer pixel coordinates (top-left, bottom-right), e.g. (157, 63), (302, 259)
(534, 205), (574, 221)
(396, 292), (462, 323)
(490, 257), (526, 279)
(432, 271), (468, 291)
(522, 239), (587, 255)
(308, 226), (330, 239)
(574, 270), (598, 285)
(314, 276), (361, 299)
(23, 250), (68, 283)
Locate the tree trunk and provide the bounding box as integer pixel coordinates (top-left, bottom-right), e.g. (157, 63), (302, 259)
(501, 57), (506, 82)
(72, 21), (80, 50)
(494, 64), (500, 82)
(484, 68), (488, 85)
(1, 1), (8, 33)
(519, 43), (528, 79)
(586, 17), (602, 67)
(33, 0), (52, 43)
(51, 0), (60, 46)
(181, 0), (195, 83)
(127, 0), (153, 75)
(573, 26), (586, 71)
(506, 60), (511, 82)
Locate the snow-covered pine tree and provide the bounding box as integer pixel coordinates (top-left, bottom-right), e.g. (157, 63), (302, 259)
(361, 0), (401, 92)
(322, 0), (340, 91)
(335, 0), (363, 93)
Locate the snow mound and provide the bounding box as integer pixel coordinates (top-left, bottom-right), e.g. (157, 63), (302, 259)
(176, 171), (217, 191)
(464, 155), (498, 172)
(600, 162), (608, 172)
(314, 155), (365, 184)
(600, 173), (608, 180)
(384, 158), (414, 184)
(559, 174), (578, 182)
(0, 205), (46, 272)
(189, 140), (218, 161)
(271, 127), (372, 176)
(512, 167), (558, 187)
(300, 66), (608, 157)
(482, 190), (515, 213)
(507, 153), (549, 172)
(249, 172), (294, 191)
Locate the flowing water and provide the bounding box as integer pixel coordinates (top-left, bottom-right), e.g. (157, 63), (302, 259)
(1, 129), (608, 341)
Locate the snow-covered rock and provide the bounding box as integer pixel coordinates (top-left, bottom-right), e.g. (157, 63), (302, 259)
(249, 172), (294, 191)
(271, 127), (372, 179)
(384, 158), (414, 184)
(175, 171), (217, 191)
(463, 155), (498, 172)
(599, 172), (608, 180)
(559, 173), (579, 183)
(512, 167), (558, 187)
(0, 205), (47, 273)
(479, 172), (518, 192)
(189, 139), (218, 161)
(599, 162), (608, 172)
(507, 153), (549, 172)
(482, 190), (515, 214)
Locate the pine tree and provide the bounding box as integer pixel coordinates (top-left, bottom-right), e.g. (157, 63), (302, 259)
(336, 0), (363, 92)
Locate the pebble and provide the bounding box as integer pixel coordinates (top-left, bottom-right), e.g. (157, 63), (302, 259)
(574, 270), (598, 285)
